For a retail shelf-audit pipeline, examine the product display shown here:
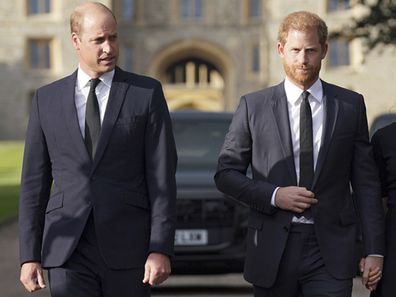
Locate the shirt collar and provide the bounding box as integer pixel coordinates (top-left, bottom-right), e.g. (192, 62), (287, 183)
(76, 66), (115, 91)
(284, 77), (323, 105)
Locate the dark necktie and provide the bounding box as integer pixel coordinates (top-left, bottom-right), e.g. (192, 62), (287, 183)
(85, 78), (101, 159)
(298, 91), (314, 218)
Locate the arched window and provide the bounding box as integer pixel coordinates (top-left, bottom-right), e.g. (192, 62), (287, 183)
(165, 58), (224, 88)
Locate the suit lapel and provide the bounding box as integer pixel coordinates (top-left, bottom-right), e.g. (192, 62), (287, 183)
(92, 67), (129, 172)
(271, 83), (298, 185)
(61, 71), (91, 163)
(312, 81), (339, 188)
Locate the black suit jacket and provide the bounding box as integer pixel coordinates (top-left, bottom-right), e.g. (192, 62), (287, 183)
(19, 67), (177, 269)
(215, 81), (385, 287)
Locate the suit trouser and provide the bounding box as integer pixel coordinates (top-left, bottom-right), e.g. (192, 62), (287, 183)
(254, 224), (352, 297)
(47, 213), (150, 297)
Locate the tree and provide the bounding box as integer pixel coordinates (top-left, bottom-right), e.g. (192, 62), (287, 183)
(333, 0), (396, 50)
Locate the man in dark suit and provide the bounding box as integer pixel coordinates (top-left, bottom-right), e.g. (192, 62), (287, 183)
(18, 2), (177, 296)
(215, 11), (385, 297)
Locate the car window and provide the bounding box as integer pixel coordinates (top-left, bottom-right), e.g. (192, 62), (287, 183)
(369, 113), (396, 138)
(172, 119), (230, 170)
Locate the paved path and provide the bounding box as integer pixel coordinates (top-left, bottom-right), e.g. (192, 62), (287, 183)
(0, 221), (49, 297)
(1, 221), (370, 297)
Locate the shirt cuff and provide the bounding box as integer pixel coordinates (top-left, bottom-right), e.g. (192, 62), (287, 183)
(271, 187), (280, 207)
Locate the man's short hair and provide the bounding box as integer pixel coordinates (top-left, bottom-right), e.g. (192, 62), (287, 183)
(70, 2), (116, 36)
(278, 11), (328, 47)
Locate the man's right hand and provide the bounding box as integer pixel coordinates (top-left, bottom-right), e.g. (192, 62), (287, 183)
(20, 262), (46, 292)
(275, 186), (317, 213)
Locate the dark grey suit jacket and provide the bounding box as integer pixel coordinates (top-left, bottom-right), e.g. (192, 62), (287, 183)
(215, 80), (385, 287)
(19, 67), (177, 269)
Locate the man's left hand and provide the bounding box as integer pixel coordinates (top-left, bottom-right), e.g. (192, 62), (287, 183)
(360, 256), (383, 291)
(142, 252), (171, 286)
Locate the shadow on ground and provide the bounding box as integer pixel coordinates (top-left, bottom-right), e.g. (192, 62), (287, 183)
(152, 285), (253, 295)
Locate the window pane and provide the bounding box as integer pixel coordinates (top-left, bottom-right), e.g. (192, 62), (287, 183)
(27, 91), (35, 115)
(328, 0), (336, 11)
(44, 42), (50, 68)
(252, 46), (260, 72)
(250, 0), (261, 18)
(45, 0), (51, 13)
(29, 40), (51, 69)
(30, 42), (39, 68)
(123, 47), (133, 72)
(181, 0), (189, 18)
(328, 0), (350, 11)
(29, 0), (39, 14)
(195, 0), (202, 17)
(180, 0), (203, 19)
(122, 0), (134, 20)
(329, 40), (338, 67)
(29, 0), (51, 14)
(343, 41), (350, 65)
(329, 39), (350, 67)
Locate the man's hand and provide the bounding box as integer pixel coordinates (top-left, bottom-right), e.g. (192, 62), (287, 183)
(360, 256), (383, 291)
(142, 252), (171, 286)
(20, 262), (46, 293)
(275, 186), (317, 213)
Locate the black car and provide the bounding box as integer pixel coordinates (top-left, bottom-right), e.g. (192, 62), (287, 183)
(369, 113), (396, 138)
(170, 111), (248, 274)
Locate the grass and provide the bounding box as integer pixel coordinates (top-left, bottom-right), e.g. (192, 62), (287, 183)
(0, 141), (24, 224)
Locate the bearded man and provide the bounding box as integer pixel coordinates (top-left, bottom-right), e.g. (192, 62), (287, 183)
(215, 11), (384, 297)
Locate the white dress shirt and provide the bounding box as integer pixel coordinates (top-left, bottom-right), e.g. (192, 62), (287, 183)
(75, 67), (115, 137)
(272, 77), (325, 223)
(285, 77), (324, 178)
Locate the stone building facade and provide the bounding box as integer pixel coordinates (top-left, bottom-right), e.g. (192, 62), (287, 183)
(0, 0), (395, 139)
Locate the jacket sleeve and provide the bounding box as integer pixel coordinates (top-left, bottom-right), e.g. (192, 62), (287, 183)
(19, 90), (53, 265)
(214, 96), (277, 215)
(145, 81), (177, 257)
(350, 95), (385, 256)
(371, 129), (388, 198)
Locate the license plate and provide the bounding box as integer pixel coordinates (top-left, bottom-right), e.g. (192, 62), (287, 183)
(174, 229), (208, 246)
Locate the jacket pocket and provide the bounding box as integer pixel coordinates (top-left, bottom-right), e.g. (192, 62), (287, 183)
(339, 211), (358, 226)
(116, 115), (145, 126)
(247, 211), (263, 230)
(46, 192), (64, 213)
(124, 191), (150, 210)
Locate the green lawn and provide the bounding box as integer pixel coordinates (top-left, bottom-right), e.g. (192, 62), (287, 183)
(0, 142), (24, 224)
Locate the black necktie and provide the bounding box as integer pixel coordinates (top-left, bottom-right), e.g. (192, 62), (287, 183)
(85, 78), (101, 159)
(298, 91), (314, 218)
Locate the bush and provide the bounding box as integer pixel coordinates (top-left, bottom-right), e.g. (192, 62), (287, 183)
(0, 142), (23, 224)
